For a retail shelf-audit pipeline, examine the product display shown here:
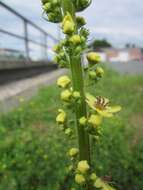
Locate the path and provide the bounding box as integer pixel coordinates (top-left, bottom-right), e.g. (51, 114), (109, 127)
(0, 69), (67, 113)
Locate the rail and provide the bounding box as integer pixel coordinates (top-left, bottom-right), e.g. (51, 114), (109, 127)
(0, 1), (58, 61)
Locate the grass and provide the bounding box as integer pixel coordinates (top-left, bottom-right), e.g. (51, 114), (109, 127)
(0, 67), (143, 190)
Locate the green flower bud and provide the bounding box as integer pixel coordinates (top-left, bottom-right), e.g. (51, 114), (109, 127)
(77, 160), (90, 174)
(90, 173), (97, 181)
(43, 2), (52, 12)
(75, 46), (82, 54)
(52, 0), (59, 6)
(80, 28), (89, 39)
(81, 36), (86, 43)
(68, 165), (74, 172)
(57, 75), (71, 88)
(59, 60), (68, 68)
(88, 114), (102, 127)
(96, 67), (104, 77)
(56, 109), (67, 125)
(75, 174), (85, 185)
(63, 21), (75, 34)
(69, 148), (79, 157)
(73, 91), (81, 100)
(69, 35), (81, 45)
(53, 44), (61, 53)
(87, 52), (101, 64)
(93, 178), (105, 188)
(61, 89), (72, 102)
(79, 116), (87, 126)
(48, 12), (55, 21)
(59, 52), (65, 59)
(54, 52), (66, 65)
(74, 0), (92, 12)
(62, 13), (75, 34)
(76, 16), (86, 27)
(88, 71), (97, 79)
(65, 128), (72, 136)
(41, 0), (48, 5)
(61, 39), (69, 46)
(93, 135), (100, 142)
(53, 55), (59, 63)
(63, 21), (74, 34)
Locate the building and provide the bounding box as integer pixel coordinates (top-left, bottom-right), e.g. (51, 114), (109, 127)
(97, 48), (143, 63)
(0, 48), (25, 61)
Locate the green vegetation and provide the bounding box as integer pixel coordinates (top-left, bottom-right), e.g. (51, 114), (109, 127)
(89, 39), (112, 50)
(0, 68), (143, 190)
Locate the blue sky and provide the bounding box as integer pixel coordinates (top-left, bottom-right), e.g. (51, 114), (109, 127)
(0, 0), (143, 59)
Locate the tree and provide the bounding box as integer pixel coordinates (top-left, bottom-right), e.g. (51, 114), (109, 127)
(89, 39), (112, 50)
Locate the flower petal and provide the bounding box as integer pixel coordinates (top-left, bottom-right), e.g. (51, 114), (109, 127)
(86, 93), (97, 103)
(86, 93), (97, 110)
(97, 109), (113, 117)
(107, 106), (121, 113)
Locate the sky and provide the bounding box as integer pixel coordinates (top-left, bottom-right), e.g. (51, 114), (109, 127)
(0, 0), (143, 59)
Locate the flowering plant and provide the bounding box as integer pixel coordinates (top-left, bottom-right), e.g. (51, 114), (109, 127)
(41, 0), (121, 189)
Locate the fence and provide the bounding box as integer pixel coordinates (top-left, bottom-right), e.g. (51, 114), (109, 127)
(0, 1), (58, 62)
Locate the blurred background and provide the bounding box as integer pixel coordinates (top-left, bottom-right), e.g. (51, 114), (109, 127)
(0, 1), (143, 190)
(0, 0), (143, 61)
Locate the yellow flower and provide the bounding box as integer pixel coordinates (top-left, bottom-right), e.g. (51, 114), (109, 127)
(88, 114), (102, 127)
(77, 160), (90, 174)
(62, 13), (75, 34)
(87, 52), (101, 64)
(86, 93), (121, 117)
(61, 89), (72, 102)
(69, 148), (79, 157)
(96, 67), (104, 77)
(57, 75), (71, 88)
(56, 109), (67, 125)
(69, 35), (81, 45)
(75, 174), (85, 185)
(79, 116), (87, 126)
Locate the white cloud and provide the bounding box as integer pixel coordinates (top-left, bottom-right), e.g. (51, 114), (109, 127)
(89, 27), (143, 37)
(1, 0), (143, 47)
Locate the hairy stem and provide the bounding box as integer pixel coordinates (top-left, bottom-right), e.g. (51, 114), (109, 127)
(61, 0), (91, 163)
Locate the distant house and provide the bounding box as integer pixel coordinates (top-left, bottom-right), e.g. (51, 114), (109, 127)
(97, 48), (143, 63)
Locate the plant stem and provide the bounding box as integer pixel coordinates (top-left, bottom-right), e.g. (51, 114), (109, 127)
(61, 0), (91, 163)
